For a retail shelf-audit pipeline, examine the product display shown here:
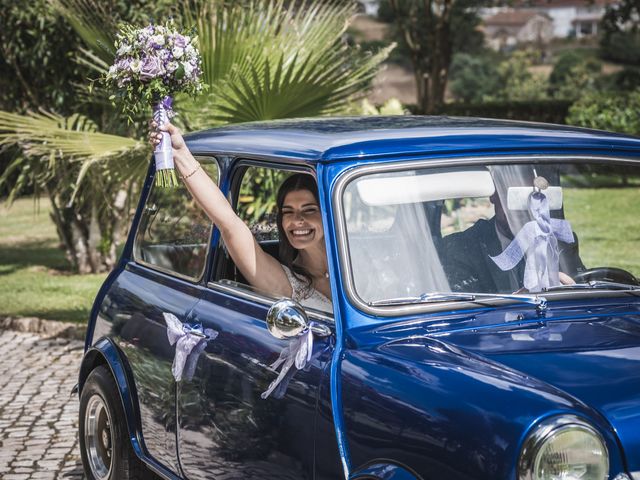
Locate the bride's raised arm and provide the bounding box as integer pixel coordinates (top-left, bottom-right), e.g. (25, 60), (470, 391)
(149, 122), (291, 297)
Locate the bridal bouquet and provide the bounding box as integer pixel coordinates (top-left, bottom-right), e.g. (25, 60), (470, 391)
(105, 21), (205, 187)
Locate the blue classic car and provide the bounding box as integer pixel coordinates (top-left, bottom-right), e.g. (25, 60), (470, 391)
(78, 116), (640, 480)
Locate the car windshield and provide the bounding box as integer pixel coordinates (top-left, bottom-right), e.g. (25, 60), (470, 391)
(341, 161), (640, 306)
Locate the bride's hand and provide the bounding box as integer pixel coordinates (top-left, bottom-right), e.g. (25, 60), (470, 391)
(148, 120), (188, 155)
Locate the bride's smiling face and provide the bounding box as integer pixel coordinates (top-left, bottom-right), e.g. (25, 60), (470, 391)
(280, 189), (324, 250)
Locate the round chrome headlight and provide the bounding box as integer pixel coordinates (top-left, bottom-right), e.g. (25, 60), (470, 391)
(519, 415), (609, 480)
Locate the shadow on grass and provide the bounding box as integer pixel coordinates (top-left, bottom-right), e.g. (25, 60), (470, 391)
(0, 239), (71, 275)
(17, 308), (92, 323)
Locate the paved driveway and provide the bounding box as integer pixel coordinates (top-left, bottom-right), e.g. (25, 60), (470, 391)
(0, 330), (85, 479)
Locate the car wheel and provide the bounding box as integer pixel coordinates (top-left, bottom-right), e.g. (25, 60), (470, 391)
(79, 365), (151, 480)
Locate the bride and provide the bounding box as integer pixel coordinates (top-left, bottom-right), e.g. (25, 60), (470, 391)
(149, 122), (332, 312)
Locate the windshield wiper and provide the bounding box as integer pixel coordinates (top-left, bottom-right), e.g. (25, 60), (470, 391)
(543, 280), (640, 292)
(369, 291), (548, 312)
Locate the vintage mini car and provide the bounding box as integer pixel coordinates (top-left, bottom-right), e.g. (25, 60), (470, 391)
(78, 116), (640, 480)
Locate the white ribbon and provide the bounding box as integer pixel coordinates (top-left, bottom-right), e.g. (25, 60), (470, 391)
(491, 191), (574, 292)
(152, 97), (175, 171)
(163, 312), (218, 382)
(261, 327), (314, 400)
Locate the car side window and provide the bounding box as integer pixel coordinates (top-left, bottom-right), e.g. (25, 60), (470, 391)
(237, 166), (290, 241)
(133, 156), (219, 280)
(215, 165), (289, 288)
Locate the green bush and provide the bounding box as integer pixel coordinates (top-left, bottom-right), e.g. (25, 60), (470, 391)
(549, 51), (586, 90)
(431, 99), (572, 124)
(449, 53), (501, 103)
(566, 89), (640, 135)
(553, 58), (602, 100)
(607, 67), (640, 92)
(491, 50), (549, 101)
(601, 31), (640, 66)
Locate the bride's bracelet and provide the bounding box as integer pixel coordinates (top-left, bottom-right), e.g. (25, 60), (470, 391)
(180, 163), (201, 180)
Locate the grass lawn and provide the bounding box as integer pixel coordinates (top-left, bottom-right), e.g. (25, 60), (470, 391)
(563, 187), (640, 275)
(0, 197), (107, 323)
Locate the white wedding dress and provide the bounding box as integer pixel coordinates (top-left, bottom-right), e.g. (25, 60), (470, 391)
(281, 265), (332, 313)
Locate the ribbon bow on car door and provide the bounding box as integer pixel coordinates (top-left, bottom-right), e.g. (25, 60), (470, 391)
(163, 312), (218, 382)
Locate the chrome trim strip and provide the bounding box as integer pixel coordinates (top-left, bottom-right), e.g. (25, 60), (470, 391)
(207, 281), (335, 324)
(332, 154), (640, 317)
(130, 258), (209, 284)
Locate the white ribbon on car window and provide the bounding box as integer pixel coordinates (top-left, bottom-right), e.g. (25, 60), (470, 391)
(261, 325), (315, 400)
(164, 312), (218, 382)
(490, 190), (574, 292)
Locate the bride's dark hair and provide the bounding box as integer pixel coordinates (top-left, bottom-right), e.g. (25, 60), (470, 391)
(276, 173), (320, 287)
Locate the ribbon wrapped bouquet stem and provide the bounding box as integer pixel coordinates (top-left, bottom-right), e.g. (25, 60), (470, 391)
(153, 96), (178, 187)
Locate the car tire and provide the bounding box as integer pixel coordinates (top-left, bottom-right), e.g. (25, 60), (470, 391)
(79, 365), (152, 480)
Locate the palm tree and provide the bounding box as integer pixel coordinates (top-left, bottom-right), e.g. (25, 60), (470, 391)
(0, 0), (392, 273)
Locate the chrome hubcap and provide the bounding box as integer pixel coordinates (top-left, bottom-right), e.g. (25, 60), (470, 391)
(85, 394), (113, 480)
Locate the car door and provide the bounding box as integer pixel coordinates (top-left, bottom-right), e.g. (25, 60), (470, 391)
(98, 157), (219, 472)
(176, 162), (336, 479)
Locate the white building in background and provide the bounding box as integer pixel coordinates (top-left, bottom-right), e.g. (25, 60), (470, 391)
(524, 0), (614, 38)
(483, 10), (554, 50)
(357, 0), (380, 17)
(358, 0), (614, 39)
(481, 0), (616, 41)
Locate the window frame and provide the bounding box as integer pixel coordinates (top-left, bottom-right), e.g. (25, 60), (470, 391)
(132, 155), (220, 283)
(333, 154), (640, 318)
(206, 158), (334, 320)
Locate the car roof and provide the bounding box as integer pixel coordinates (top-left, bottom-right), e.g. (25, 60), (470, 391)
(184, 116), (640, 163)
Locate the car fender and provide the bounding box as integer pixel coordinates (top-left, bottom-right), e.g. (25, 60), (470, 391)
(340, 335), (624, 480)
(78, 337), (143, 456)
(78, 337), (182, 480)
(350, 461), (421, 480)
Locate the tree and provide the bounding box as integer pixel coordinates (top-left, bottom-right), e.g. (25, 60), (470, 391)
(0, 0), (82, 113)
(379, 0), (486, 113)
(449, 52), (500, 103)
(549, 51), (583, 92)
(0, 0), (392, 273)
(0, 0), (175, 273)
(549, 52), (602, 100)
(600, 0), (640, 66)
(489, 50), (548, 102)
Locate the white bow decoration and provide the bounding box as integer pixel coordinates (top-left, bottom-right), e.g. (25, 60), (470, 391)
(163, 312), (218, 382)
(491, 191), (574, 292)
(261, 326), (315, 400)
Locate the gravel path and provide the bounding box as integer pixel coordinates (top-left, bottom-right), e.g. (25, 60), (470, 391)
(0, 329), (85, 479)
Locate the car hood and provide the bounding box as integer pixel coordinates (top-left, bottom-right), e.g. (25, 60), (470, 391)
(373, 306), (640, 474)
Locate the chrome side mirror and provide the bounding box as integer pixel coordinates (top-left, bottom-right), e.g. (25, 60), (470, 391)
(266, 299), (309, 339)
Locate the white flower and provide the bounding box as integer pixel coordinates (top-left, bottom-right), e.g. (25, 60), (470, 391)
(117, 43), (132, 56)
(185, 44), (196, 57)
(166, 61), (179, 73)
(173, 46), (184, 59)
(151, 34), (165, 47)
(183, 61), (194, 78)
(129, 59), (142, 73)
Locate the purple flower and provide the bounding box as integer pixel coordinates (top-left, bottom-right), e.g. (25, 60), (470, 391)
(172, 34), (188, 49)
(139, 55), (164, 80)
(116, 57), (133, 71)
